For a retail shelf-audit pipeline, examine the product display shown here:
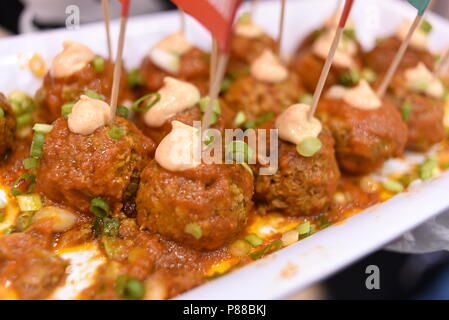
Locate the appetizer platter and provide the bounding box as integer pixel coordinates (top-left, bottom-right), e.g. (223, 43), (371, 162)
(1, 0), (449, 300)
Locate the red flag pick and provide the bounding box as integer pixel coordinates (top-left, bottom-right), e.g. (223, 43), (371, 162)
(170, 0), (242, 52)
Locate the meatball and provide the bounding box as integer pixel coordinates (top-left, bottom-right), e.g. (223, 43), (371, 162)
(0, 93), (16, 159)
(136, 161), (254, 250)
(290, 30), (364, 92)
(365, 36), (434, 75)
(228, 33), (278, 77)
(36, 118), (155, 215)
(224, 73), (304, 123)
(317, 98), (408, 175)
(0, 230), (67, 300)
(135, 98), (235, 144)
(254, 122), (340, 216)
(139, 47), (209, 95)
(36, 58), (134, 123)
(385, 74), (445, 152)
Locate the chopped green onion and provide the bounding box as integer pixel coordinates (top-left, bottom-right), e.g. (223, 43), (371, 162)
(203, 130), (215, 146)
(94, 216), (120, 238)
(7, 90), (36, 115)
(127, 68), (143, 87)
(199, 96), (221, 115)
(281, 230), (299, 246)
(420, 20), (433, 34)
(255, 112), (274, 126)
(93, 57), (105, 72)
(249, 239), (283, 260)
(318, 213), (331, 229)
(238, 12), (251, 24)
(115, 275), (145, 300)
(3, 226), (15, 235)
(131, 93), (161, 112)
(16, 113), (32, 128)
(339, 69), (360, 87)
(299, 93), (313, 105)
(90, 197), (110, 218)
(227, 140), (253, 163)
(343, 28), (356, 41)
(11, 173), (36, 196)
(16, 212), (33, 231)
(184, 223), (202, 240)
(84, 90), (104, 100)
(362, 68), (377, 83)
(382, 179), (404, 193)
(296, 136), (322, 157)
(410, 78), (429, 92)
(243, 120), (256, 130)
(0, 108), (4, 118)
(220, 77), (232, 92)
(245, 234), (263, 247)
(442, 88), (449, 101)
(108, 126), (125, 140)
(116, 106), (129, 119)
(0, 212), (4, 223)
(16, 193), (42, 212)
(30, 132), (46, 158)
(418, 157), (440, 181)
(22, 157), (39, 170)
(33, 123), (53, 134)
(229, 240), (251, 257)
(401, 101), (412, 122)
(61, 102), (75, 120)
(234, 111), (246, 127)
(296, 221), (311, 235)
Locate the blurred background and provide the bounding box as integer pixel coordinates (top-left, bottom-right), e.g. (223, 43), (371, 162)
(1, 0), (449, 300)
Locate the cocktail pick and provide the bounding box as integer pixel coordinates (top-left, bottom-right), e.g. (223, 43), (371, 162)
(101, 0), (113, 60)
(277, 0), (286, 55)
(377, 0), (432, 98)
(109, 0), (131, 123)
(308, 0), (356, 119)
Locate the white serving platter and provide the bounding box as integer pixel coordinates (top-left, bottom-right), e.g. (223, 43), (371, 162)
(1, 0), (449, 300)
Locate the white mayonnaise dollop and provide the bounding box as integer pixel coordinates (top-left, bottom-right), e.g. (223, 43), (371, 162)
(155, 121), (201, 171)
(149, 32), (193, 74)
(327, 80), (381, 110)
(51, 41), (95, 78)
(405, 62), (445, 99)
(275, 104), (322, 145)
(396, 20), (428, 50)
(235, 20), (264, 38)
(250, 49), (288, 83)
(68, 95), (112, 135)
(144, 77), (200, 128)
(313, 30), (357, 69)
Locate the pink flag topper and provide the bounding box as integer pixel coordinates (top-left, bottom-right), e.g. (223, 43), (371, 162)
(118, 0), (130, 17)
(170, 0), (242, 52)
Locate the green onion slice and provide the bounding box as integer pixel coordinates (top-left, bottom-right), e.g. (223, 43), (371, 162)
(30, 132), (46, 158)
(23, 157), (39, 170)
(131, 93), (161, 112)
(234, 111), (246, 127)
(116, 106), (129, 119)
(61, 102), (75, 120)
(296, 221), (311, 235)
(0, 108), (4, 118)
(420, 20), (433, 34)
(115, 275), (145, 300)
(90, 197), (110, 218)
(108, 126), (125, 140)
(16, 212), (33, 231)
(84, 90), (104, 100)
(199, 96), (221, 115)
(299, 93), (313, 105)
(296, 136), (322, 157)
(184, 223), (202, 240)
(227, 140), (253, 163)
(11, 173), (36, 196)
(249, 239), (283, 260)
(93, 57), (105, 72)
(33, 123), (53, 134)
(245, 234), (263, 247)
(382, 179), (404, 193)
(127, 68), (143, 87)
(16, 113), (32, 128)
(401, 101), (412, 122)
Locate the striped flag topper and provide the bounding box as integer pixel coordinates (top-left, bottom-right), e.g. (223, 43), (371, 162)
(171, 0), (242, 52)
(407, 0), (431, 15)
